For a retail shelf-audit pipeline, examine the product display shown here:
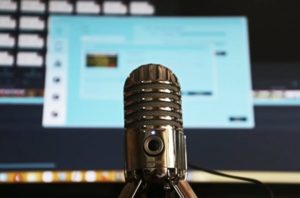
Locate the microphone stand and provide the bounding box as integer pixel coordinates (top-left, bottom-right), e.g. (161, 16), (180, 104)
(119, 178), (197, 198)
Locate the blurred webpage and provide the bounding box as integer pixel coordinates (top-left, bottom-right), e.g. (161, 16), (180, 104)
(43, 17), (253, 128)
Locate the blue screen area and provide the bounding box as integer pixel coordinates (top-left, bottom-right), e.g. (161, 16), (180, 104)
(43, 16), (254, 128)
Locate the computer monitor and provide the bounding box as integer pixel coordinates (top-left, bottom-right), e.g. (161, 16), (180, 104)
(0, 0), (300, 184)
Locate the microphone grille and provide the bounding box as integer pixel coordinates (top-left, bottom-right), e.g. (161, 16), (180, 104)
(124, 64), (182, 129)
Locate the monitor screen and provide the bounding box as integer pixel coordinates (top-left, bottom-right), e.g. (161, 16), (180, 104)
(0, 0), (300, 184)
(43, 16), (253, 129)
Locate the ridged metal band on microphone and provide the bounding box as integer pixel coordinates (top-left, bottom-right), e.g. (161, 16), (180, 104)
(124, 64), (183, 129)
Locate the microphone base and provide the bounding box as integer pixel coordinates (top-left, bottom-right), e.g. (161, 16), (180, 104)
(119, 179), (197, 198)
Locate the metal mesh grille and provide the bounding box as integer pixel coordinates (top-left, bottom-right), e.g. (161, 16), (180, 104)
(124, 64), (182, 129)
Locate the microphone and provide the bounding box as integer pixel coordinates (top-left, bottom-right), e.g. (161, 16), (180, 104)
(119, 64), (197, 198)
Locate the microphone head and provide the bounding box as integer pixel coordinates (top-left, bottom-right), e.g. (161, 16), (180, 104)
(123, 64), (187, 182)
(124, 64), (183, 130)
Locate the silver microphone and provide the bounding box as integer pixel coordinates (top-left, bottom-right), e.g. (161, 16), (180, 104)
(119, 64), (197, 198)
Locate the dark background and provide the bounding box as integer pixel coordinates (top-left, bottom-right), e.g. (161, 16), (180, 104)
(1, 183), (300, 198)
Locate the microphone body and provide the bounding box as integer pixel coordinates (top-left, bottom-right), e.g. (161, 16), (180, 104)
(120, 64), (197, 198)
